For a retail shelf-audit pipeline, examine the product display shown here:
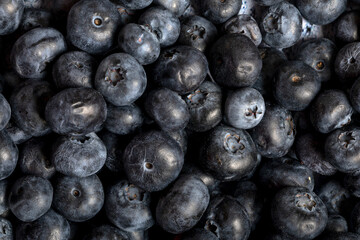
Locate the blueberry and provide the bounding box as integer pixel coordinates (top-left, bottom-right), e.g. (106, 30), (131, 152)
(83, 224), (129, 240)
(156, 175), (209, 234)
(260, 2), (302, 48)
(209, 34), (262, 88)
(0, 94), (10, 131)
(185, 81), (222, 132)
(145, 88), (190, 132)
(295, 0), (346, 25)
(52, 174), (104, 222)
(295, 133), (337, 176)
(67, 0), (121, 55)
(225, 87), (265, 129)
(105, 104), (144, 135)
(9, 175), (53, 222)
(110, 0), (153, 10)
(273, 61), (321, 111)
(318, 180), (351, 215)
(19, 137), (55, 179)
(0, 180), (9, 216)
(200, 125), (258, 181)
(52, 51), (96, 89)
(271, 187), (328, 239)
(181, 162), (219, 193)
(10, 27), (67, 79)
(344, 171), (360, 197)
(334, 42), (360, 83)
(310, 90), (353, 133)
(152, 45), (208, 94)
(335, 11), (360, 43)
(0, 0), (24, 35)
(0, 217), (12, 240)
(52, 133), (107, 177)
(0, 131), (18, 181)
(295, 38), (337, 82)
(106, 180), (153, 231)
(223, 14), (262, 46)
(250, 103), (296, 158)
(15, 209), (70, 240)
(325, 215), (348, 233)
(153, 0), (190, 17)
(118, 23), (160, 65)
(201, 195), (251, 240)
(45, 87), (107, 136)
(201, 0), (242, 24)
(165, 129), (188, 154)
(3, 119), (32, 145)
(138, 6), (180, 47)
(94, 53), (147, 106)
(178, 15), (218, 52)
(20, 9), (52, 33)
(325, 126), (360, 173)
(123, 130), (184, 192)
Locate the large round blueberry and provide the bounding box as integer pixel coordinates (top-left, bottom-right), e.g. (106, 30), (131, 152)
(185, 81), (222, 132)
(225, 87), (265, 129)
(138, 6), (180, 47)
(271, 187), (328, 239)
(0, 131), (18, 181)
(118, 23), (160, 65)
(52, 51), (96, 89)
(105, 180), (154, 231)
(310, 90), (353, 133)
(201, 0), (242, 24)
(209, 34), (262, 88)
(334, 42), (360, 83)
(52, 133), (107, 177)
(200, 125), (258, 181)
(45, 88), (107, 136)
(0, 0), (24, 35)
(153, 45), (208, 94)
(123, 130), (184, 192)
(0, 94), (10, 131)
(94, 53), (147, 106)
(9, 175), (53, 222)
(260, 2), (302, 48)
(250, 103), (296, 158)
(15, 209), (70, 240)
(153, 0), (189, 17)
(10, 27), (66, 79)
(67, 0), (121, 55)
(53, 174), (104, 222)
(145, 88), (190, 132)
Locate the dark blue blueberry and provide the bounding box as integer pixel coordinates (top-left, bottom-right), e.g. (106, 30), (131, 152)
(178, 15), (218, 52)
(52, 51), (96, 89)
(165, 129), (187, 154)
(105, 104), (144, 135)
(260, 2), (302, 48)
(83, 224), (129, 240)
(225, 87), (265, 129)
(110, 0), (152, 10)
(145, 88), (190, 132)
(118, 23), (160, 65)
(105, 180), (154, 231)
(138, 6), (180, 47)
(53, 174), (104, 222)
(0, 0), (24, 35)
(0, 131), (18, 181)
(0, 217), (12, 240)
(201, 0), (242, 24)
(20, 9), (52, 33)
(296, 0), (346, 25)
(15, 209), (70, 240)
(335, 11), (360, 43)
(185, 81), (222, 132)
(250, 103), (296, 158)
(67, 0), (121, 55)
(334, 42), (360, 83)
(200, 125), (258, 181)
(153, 0), (190, 17)
(223, 14), (262, 46)
(9, 175), (53, 222)
(123, 130), (184, 192)
(296, 38), (337, 82)
(45, 87), (107, 136)
(271, 187), (328, 239)
(10, 27), (67, 79)
(94, 53), (147, 106)
(152, 45), (208, 94)
(324, 215), (348, 233)
(318, 180), (351, 215)
(209, 34), (262, 88)
(310, 90), (353, 133)
(0, 94), (10, 131)
(52, 133), (107, 177)
(325, 126), (360, 173)
(19, 137), (55, 179)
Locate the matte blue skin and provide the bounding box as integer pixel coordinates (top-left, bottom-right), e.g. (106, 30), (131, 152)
(0, 131), (18, 181)
(0, 0), (24, 35)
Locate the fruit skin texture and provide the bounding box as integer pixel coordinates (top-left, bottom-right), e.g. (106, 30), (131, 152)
(0, 0), (24, 35)
(209, 34), (262, 88)
(110, 0), (153, 10)
(0, 94), (10, 131)
(334, 42), (360, 83)
(11, 27), (67, 79)
(45, 87), (107, 136)
(200, 125), (258, 182)
(335, 11), (360, 43)
(153, 0), (189, 17)
(94, 53), (147, 106)
(201, 0), (242, 24)
(0, 131), (18, 181)
(0, 217), (12, 240)
(105, 180), (154, 231)
(271, 187), (328, 240)
(83, 224), (129, 240)
(9, 176), (53, 222)
(123, 130), (184, 192)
